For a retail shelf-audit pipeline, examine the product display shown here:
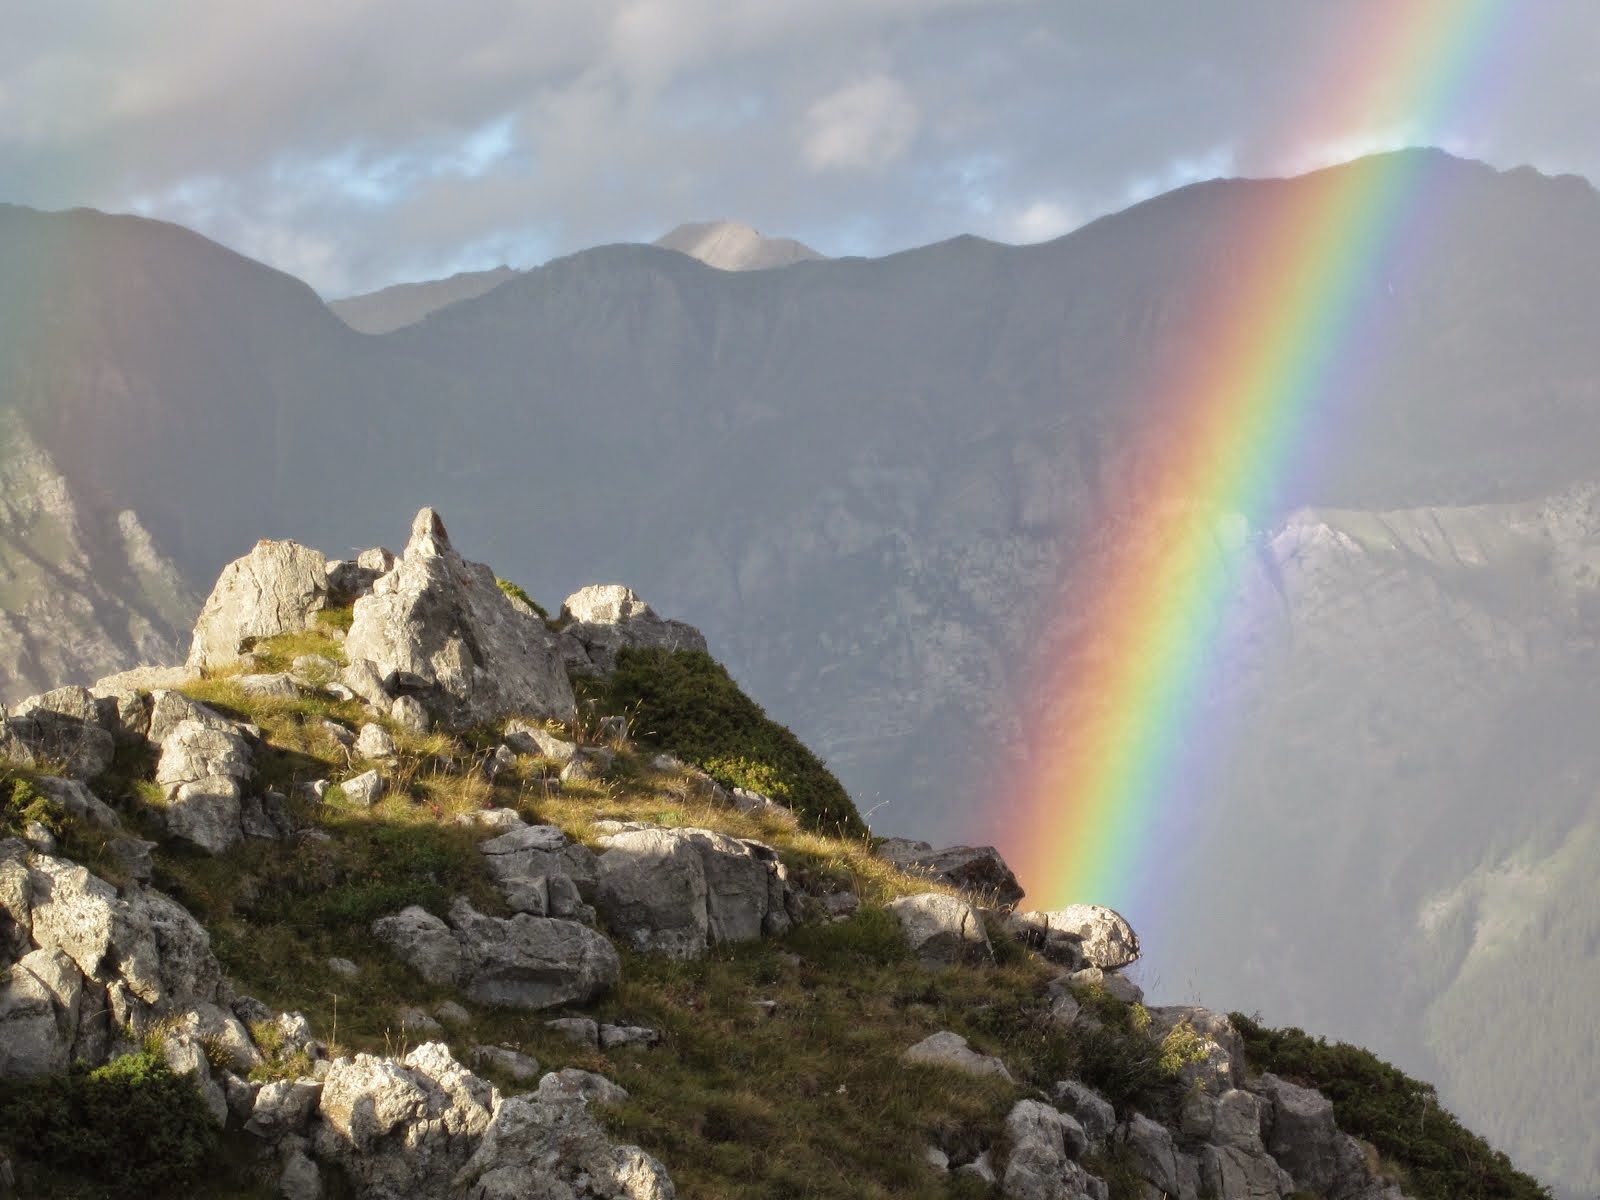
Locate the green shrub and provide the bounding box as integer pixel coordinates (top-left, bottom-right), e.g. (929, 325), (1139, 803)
(496, 578), (551, 621)
(1230, 1013), (1551, 1200)
(0, 1049), (219, 1197)
(580, 648), (866, 838)
(1, 773), (64, 838)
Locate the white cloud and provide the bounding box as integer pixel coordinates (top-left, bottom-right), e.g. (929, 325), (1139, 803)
(1000, 199), (1077, 244)
(801, 75), (920, 171)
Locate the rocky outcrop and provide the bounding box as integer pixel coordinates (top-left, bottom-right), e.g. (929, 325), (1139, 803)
(0, 843), (228, 1076)
(902, 1031), (1012, 1082)
(371, 899), (620, 1011)
(1008, 905), (1140, 970)
(344, 509), (576, 728)
(885, 892), (993, 967)
(877, 839), (1025, 908)
(186, 539), (329, 671)
(558, 585), (708, 676)
(591, 824), (797, 959)
(3, 686), (116, 779)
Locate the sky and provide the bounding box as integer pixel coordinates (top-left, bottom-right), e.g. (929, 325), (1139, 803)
(3, 0), (1598, 298)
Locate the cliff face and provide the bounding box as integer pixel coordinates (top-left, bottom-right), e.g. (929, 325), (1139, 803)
(0, 412), (194, 701)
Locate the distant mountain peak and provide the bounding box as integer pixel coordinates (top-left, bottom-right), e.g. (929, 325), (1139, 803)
(653, 220), (824, 271)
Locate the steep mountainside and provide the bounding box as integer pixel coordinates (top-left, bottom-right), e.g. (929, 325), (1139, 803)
(1, 150), (1598, 1192)
(328, 266), (521, 334)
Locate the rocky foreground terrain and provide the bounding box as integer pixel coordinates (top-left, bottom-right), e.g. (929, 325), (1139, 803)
(0, 509), (1545, 1199)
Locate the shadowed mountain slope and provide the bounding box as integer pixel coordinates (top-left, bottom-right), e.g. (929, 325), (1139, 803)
(2, 150), (1599, 1192)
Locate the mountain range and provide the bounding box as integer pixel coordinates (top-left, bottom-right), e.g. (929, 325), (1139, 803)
(1, 149), (1597, 1193)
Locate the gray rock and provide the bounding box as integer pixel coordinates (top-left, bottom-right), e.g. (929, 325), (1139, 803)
(456, 807), (526, 831)
(533, 1067), (630, 1108)
(240, 792), (294, 841)
(354, 723), (397, 761)
(902, 1031), (1013, 1081)
(730, 787), (799, 826)
(314, 1043), (497, 1198)
(1148, 1006), (1248, 1092)
(339, 769), (384, 808)
(559, 747), (614, 785)
(453, 1086), (675, 1199)
(599, 1023), (661, 1049)
(22, 821), (56, 854)
(327, 956), (360, 980)
(343, 509), (576, 730)
(146, 690), (238, 748)
(544, 1017), (600, 1047)
(1199, 1143), (1288, 1200)
(594, 826), (793, 958)
(278, 1144), (323, 1200)
(1003, 1099), (1093, 1200)
(448, 898), (620, 1010)
(390, 694), (431, 734)
(1260, 1074), (1373, 1200)
(503, 720), (577, 761)
(29, 776), (120, 828)
(157, 720), (253, 794)
(165, 776), (243, 854)
(557, 584), (708, 676)
(234, 673), (301, 698)
(1068, 966), (1143, 1005)
(956, 1152), (998, 1186)
(372, 906), (466, 987)
(1120, 1113), (1191, 1200)
(340, 658), (392, 709)
(107, 835), (157, 882)
(291, 654), (341, 685)
(879, 840), (1024, 908)
(434, 999), (472, 1027)
(885, 892), (993, 967)
(484, 743), (518, 782)
(1010, 906), (1140, 970)
(176, 1000), (262, 1073)
(246, 1078), (324, 1140)
(0, 948), (83, 1075)
(474, 1044), (542, 1085)
(187, 539), (329, 672)
(818, 890), (860, 920)
(7, 687), (116, 779)
(399, 1005), (445, 1036)
(1053, 1080), (1117, 1150)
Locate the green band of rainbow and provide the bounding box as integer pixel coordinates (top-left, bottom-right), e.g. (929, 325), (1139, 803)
(997, 0), (1513, 914)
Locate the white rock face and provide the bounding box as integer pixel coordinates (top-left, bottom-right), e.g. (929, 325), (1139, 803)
(344, 509), (575, 728)
(187, 538), (328, 671)
(654, 220), (822, 272)
(902, 1031), (1012, 1081)
(885, 892), (992, 967)
(558, 584), (709, 676)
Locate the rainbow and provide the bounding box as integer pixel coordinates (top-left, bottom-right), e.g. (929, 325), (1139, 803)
(998, 0), (1513, 915)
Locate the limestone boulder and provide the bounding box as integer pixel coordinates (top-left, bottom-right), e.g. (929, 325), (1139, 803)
(878, 839), (1024, 908)
(6, 687), (116, 779)
(902, 1031), (1013, 1081)
(0, 947), (84, 1075)
(453, 1086), (676, 1199)
(1002, 1099), (1095, 1200)
(371, 906), (466, 987)
(1011, 905), (1140, 970)
(449, 898), (619, 1010)
(187, 539), (329, 671)
(314, 1043), (497, 1198)
(557, 584), (708, 676)
(343, 508), (575, 729)
(1148, 1006), (1248, 1092)
(1052, 1080), (1117, 1150)
(1260, 1074), (1375, 1200)
(886, 892), (993, 967)
(593, 826), (795, 958)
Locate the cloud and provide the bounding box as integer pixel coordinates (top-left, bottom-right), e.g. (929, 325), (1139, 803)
(999, 200), (1078, 244)
(1, 1), (1596, 295)
(801, 75), (921, 172)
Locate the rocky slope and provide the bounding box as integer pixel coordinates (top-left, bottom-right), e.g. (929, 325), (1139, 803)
(2, 151), (1599, 1192)
(329, 266), (523, 335)
(652, 220), (824, 271)
(2, 508), (1536, 1199)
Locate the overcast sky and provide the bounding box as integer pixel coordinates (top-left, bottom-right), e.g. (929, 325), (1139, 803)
(4, 1), (1597, 298)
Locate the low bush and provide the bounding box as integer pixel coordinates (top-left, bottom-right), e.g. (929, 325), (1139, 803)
(0, 1048), (219, 1198)
(580, 648), (866, 838)
(1230, 1013), (1551, 1200)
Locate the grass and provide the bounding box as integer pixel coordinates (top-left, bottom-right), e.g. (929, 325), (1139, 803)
(4, 624), (1524, 1199)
